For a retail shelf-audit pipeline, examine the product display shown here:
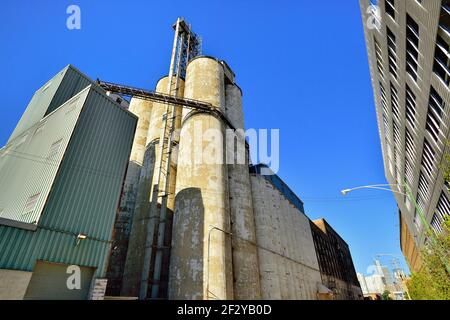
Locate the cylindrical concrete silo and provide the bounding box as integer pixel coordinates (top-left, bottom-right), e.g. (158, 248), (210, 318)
(121, 77), (184, 297)
(106, 97), (152, 295)
(169, 57), (233, 300)
(147, 76), (185, 211)
(225, 83), (262, 299)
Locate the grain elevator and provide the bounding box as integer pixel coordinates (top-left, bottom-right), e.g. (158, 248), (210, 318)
(103, 18), (362, 300)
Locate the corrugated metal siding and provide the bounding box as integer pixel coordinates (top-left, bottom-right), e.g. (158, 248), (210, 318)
(8, 67), (67, 142)
(0, 86), (137, 277)
(46, 66), (93, 116)
(0, 89), (89, 224)
(8, 65), (94, 143)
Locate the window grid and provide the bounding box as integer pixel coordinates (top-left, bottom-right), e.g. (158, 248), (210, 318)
(405, 85), (417, 128)
(374, 37), (385, 80)
(406, 14), (420, 81)
(391, 83), (400, 120)
(426, 86), (445, 142)
(431, 192), (450, 234)
(421, 138), (436, 178)
(385, 0), (396, 20)
(387, 27), (398, 78)
(433, 7), (450, 86)
(405, 128), (416, 161)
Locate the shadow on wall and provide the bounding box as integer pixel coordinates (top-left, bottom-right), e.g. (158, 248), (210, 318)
(120, 141), (157, 297)
(169, 188), (205, 300)
(106, 160), (142, 296)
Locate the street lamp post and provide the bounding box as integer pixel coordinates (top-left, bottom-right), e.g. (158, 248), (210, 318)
(341, 182), (450, 274)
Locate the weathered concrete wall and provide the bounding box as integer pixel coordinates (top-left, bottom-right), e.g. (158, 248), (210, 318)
(147, 77), (185, 210)
(225, 84), (261, 299)
(250, 174), (322, 300)
(121, 77), (184, 298)
(128, 98), (154, 163)
(170, 57), (233, 300)
(0, 269), (32, 299)
(107, 97), (152, 295)
(225, 84), (244, 129)
(121, 139), (157, 296)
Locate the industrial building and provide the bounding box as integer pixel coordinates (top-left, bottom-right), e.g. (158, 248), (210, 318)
(360, 0), (450, 272)
(101, 18), (362, 300)
(310, 219), (363, 300)
(0, 65), (137, 299)
(0, 19), (362, 300)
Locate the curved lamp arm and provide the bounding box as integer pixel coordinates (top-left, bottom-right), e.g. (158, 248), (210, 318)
(341, 184), (407, 196)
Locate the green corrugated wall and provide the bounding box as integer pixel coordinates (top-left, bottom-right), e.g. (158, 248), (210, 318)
(46, 66), (92, 116)
(8, 65), (93, 143)
(0, 86), (137, 277)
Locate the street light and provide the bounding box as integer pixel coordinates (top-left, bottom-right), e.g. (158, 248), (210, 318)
(340, 182), (450, 274)
(341, 184), (406, 196)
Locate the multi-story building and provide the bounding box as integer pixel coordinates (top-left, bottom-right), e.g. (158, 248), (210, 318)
(310, 219), (363, 300)
(0, 65), (137, 299)
(360, 0), (450, 271)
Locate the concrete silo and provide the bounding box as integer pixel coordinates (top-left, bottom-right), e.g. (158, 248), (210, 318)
(225, 83), (262, 299)
(169, 57), (233, 300)
(121, 76), (184, 297)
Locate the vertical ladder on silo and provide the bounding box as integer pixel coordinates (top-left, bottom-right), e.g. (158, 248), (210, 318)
(139, 17), (201, 300)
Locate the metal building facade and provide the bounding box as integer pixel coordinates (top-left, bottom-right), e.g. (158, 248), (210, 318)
(0, 67), (137, 299)
(8, 65), (92, 143)
(0, 85), (136, 277)
(359, 0), (450, 271)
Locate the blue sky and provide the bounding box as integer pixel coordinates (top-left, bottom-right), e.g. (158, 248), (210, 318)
(0, 1), (409, 274)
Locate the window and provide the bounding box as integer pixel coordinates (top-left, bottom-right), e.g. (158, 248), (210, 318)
(431, 192), (450, 234)
(390, 83), (400, 119)
(387, 27), (398, 78)
(406, 14), (420, 81)
(431, 214), (443, 234)
(440, 2), (450, 33)
(421, 138), (436, 178)
(417, 172), (430, 201)
(433, 4), (450, 85)
(47, 139), (63, 161)
(385, 0), (395, 20)
(433, 33), (450, 86)
(23, 193), (40, 216)
(405, 85), (416, 128)
(374, 37), (385, 79)
(380, 82), (388, 114)
(405, 128), (416, 161)
(393, 121), (401, 150)
(426, 86), (445, 142)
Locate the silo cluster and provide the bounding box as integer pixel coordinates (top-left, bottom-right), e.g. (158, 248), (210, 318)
(115, 56), (261, 299)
